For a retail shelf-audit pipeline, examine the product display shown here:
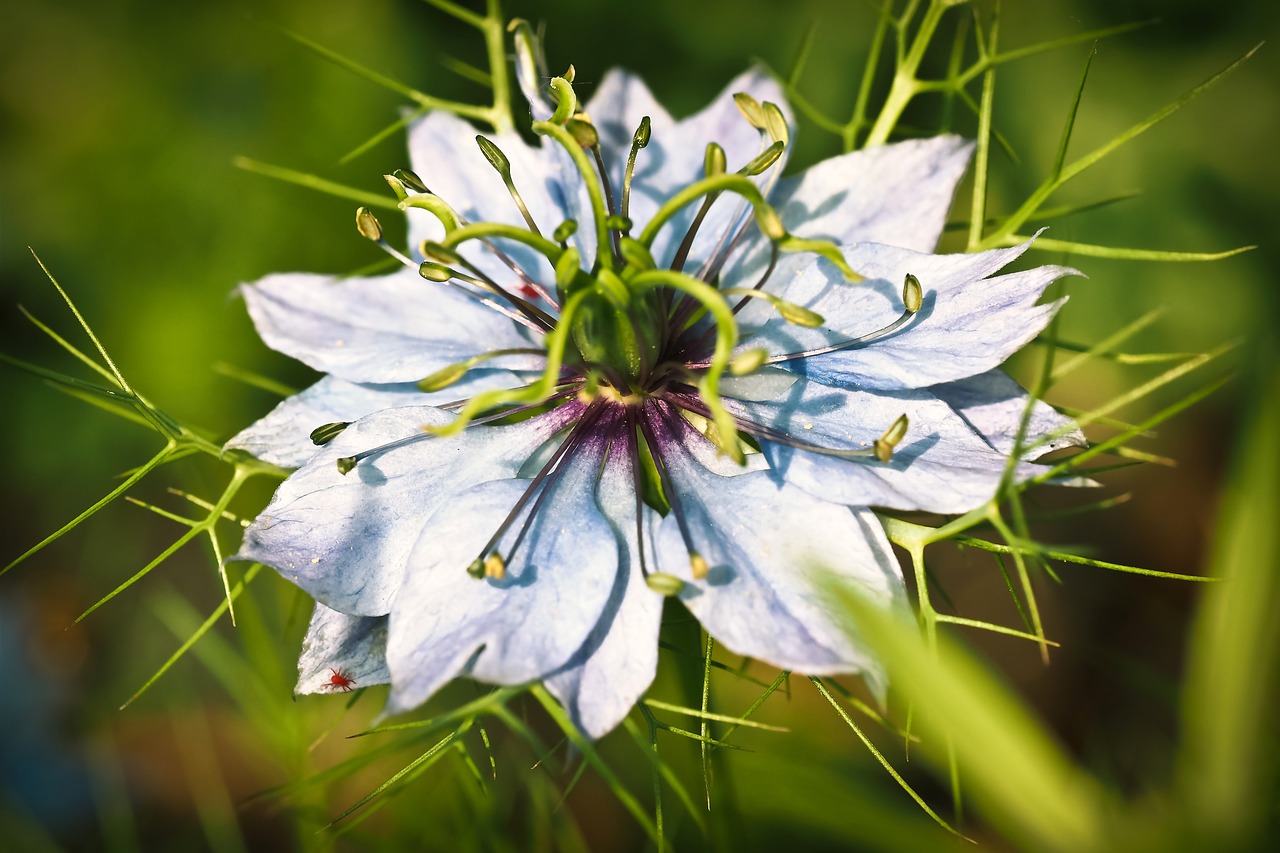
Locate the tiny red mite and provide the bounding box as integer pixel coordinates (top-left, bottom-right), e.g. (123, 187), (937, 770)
(327, 667), (356, 692)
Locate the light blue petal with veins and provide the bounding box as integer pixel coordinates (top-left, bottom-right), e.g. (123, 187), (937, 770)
(647, 408), (902, 689)
(384, 431), (620, 716)
(225, 370), (525, 468)
(931, 369), (1085, 456)
(234, 403), (582, 616)
(545, 433), (664, 739)
(727, 375), (1045, 514)
(740, 238), (1076, 390)
(724, 135), (973, 287)
(240, 270), (541, 384)
(295, 603), (390, 695)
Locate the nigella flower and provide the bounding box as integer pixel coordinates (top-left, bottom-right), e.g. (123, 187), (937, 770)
(228, 60), (1081, 738)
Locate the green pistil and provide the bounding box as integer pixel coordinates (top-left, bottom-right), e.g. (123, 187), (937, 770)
(533, 119), (615, 273)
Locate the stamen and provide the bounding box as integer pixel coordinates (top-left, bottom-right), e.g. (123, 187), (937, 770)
(416, 347), (547, 392)
(669, 392), (903, 464)
(416, 258), (549, 335)
(355, 206), (415, 267)
(874, 414), (910, 463)
(762, 272), (924, 364)
(335, 393), (579, 475)
(467, 402), (606, 576)
(621, 116), (651, 223)
(668, 143), (728, 274)
(422, 240), (557, 331)
(476, 135), (544, 237)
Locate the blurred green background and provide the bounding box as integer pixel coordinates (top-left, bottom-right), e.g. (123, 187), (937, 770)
(2, 0), (1276, 849)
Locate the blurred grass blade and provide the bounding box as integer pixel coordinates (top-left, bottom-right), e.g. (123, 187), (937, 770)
(1007, 235), (1255, 262)
(810, 677), (968, 840)
(120, 564), (262, 709)
(531, 685), (661, 843)
(4, 443), (176, 576)
(1178, 366), (1280, 843)
(233, 158), (399, 210)
(835, 589), (1109, 851)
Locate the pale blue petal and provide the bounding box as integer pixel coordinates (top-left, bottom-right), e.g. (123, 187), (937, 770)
(240, 270), (541, 384)
(234, 402), (583, 616)
(727, 375), (1043, 513)
(545, 437), (664, 739)
(295, 603), (389, 695)
(406, 111), (570, 289)
(931, 370), (1085, 456)
(648, 406), (902, 686)
(724, 135), (973, 287)
(739, 238), (1075, 390)
(384, 430), (621, 716)
(225, 370), (523, 468)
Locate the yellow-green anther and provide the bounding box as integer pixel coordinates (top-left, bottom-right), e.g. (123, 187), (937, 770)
(690, 552), (710, 580)
(548, 77), (576, 124)
(420, 241), (462, 265)
(355, 207), (382, 242)
(466, 557), (485, 578)
(309, 421), (350, 446)
(733, 92), (766, 129)
(623, 117), (651, 221)
(757, 206), (786, 241)
(605, 214), (633, 233)
(742, 141), (785, 176)
(645, 573), (685, 596)
(418, 261), (454, 282)
(903, 273), (923, 313)
(478, 135), (542, 237)
(730, 348), (768, 375)
(384, 174), (409, 201)
(619, 236), (656, 271)
(776, 300), (825, 327)
(336, 456), (358, 475)
(484, 553), (506, 580)
(704, 142), (726, 178)
(553, 219), (578, 245)
(874, 414), (910, 463)
(566, 117), (599, 149)
(394, 168), (428, 193)
(417, 360), (474, 392)
(762, 101), (789, 146)
(476, 135), (511, 177)
(633, 115), (651, 148)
